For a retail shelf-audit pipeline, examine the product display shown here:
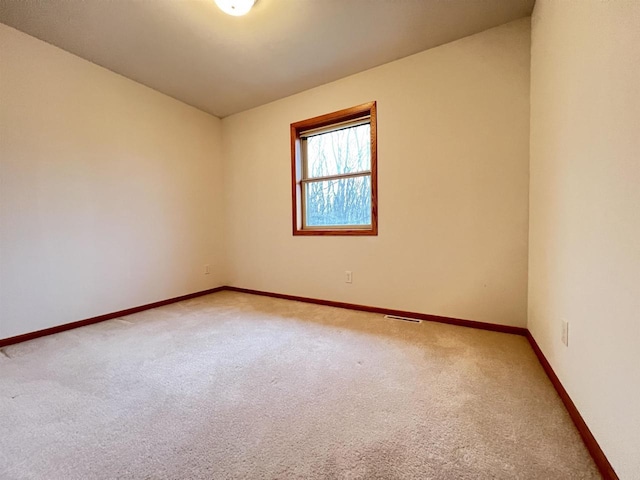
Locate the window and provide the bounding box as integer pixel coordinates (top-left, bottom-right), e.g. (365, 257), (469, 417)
(290, 101), (378, 236)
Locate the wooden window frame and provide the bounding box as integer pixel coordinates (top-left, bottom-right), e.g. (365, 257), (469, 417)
(290, 101), (378, 236)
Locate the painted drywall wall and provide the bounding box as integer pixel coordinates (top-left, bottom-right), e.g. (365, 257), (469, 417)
(222, 19), (531, 327)
(529, 1), (640, 478)
(0, 24), (226, 339)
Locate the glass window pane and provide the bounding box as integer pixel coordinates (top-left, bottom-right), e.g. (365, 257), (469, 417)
(306, 123), (370, 179)
(305, 176), (371, 227)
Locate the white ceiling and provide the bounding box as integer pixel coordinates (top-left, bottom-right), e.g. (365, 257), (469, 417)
(0, 0), (534, 118)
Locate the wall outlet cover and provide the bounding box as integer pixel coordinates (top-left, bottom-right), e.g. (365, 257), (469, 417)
(561, 319), (569, 347)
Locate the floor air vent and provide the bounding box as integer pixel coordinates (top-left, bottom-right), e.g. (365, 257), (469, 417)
(384, 314), (422, 324)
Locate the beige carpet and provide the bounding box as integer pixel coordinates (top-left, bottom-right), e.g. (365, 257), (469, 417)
(0, 291), (599, 479)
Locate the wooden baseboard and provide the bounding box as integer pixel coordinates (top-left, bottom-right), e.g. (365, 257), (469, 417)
(526, 332), (619, 480)
(224, 286), (528, 336)
(0, 285), (618, 478)
(0, 287), (225, 348)
(0, 285), (526, 347)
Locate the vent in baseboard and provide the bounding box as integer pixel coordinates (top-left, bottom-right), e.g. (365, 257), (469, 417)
(384, 314), (422, 324)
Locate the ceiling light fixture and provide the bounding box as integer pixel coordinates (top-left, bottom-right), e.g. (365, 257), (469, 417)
(214, 0), (256, 17)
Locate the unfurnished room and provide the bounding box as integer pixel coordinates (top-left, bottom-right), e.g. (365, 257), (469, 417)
(0, 0), (638, 479)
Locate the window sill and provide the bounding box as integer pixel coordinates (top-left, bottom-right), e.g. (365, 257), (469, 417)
(293, 228), (378, 236)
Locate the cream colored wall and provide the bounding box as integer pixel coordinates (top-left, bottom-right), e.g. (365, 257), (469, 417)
(529, 1), (640, 478)
(0, 24), (226, 339)
(222, 19), (531, 327)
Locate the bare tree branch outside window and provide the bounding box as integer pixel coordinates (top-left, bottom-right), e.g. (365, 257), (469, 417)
(304, 124), (371, 226)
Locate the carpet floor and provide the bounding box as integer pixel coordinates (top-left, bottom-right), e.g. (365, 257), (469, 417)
(0, 291), (599, 479)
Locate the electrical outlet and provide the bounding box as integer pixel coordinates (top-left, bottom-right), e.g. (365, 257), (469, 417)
(345, 271), (353, 283)
(561, 319), (569, 347)
(204, 264), (211, 275)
